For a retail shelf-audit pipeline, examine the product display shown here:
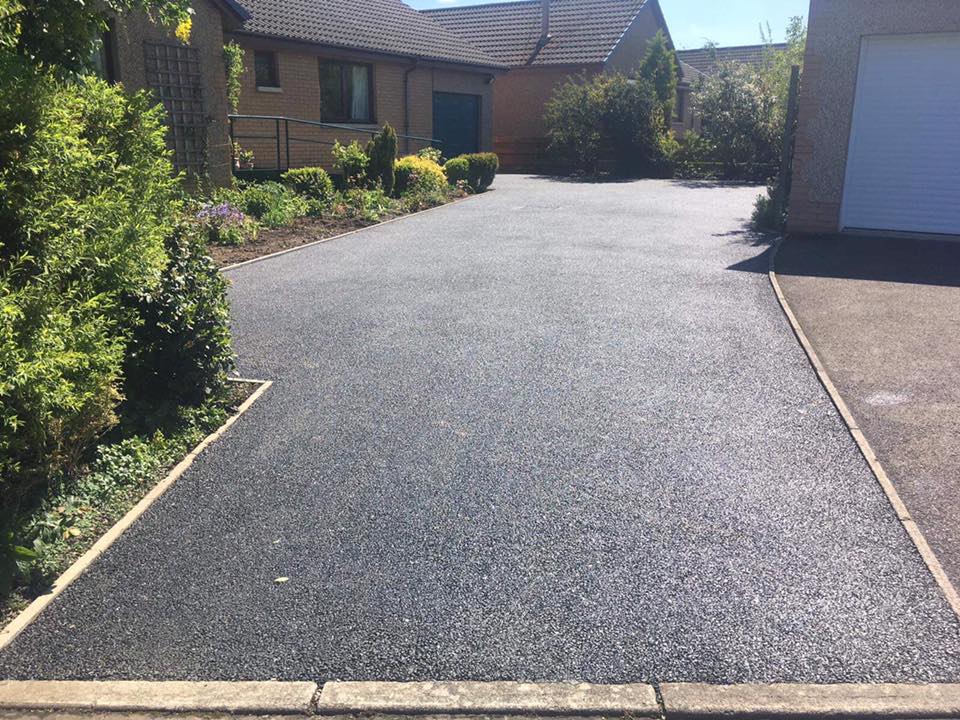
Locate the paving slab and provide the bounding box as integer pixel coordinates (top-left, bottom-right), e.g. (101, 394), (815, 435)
(776, 234), (960, 590)
(1, 177), (959, 683)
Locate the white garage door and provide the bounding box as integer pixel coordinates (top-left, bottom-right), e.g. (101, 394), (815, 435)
(841, 33), (960, 236)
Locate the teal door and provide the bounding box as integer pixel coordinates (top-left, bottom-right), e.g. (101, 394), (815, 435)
(432, 92), (480, 160)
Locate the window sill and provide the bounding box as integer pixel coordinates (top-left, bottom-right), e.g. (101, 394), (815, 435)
(256, 86), (282, 93)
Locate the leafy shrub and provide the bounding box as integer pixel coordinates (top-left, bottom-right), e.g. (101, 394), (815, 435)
(751, 184), (788, 232)
(443, 156), (469, 186)
(366, 124), (398, 195)
(122, 224), (235, 416)
(462, 153), (499, 192)
(0, 73), (178, 503)
(417, 146), (443, 164)
(545, 73), (665, 176)
(216, 181), (308, 228)
(670, 132), (717, 179)
(332, 140), (369, 188)
(281, 166), (335, 204)
(195, 202), (258, 246)
(693, 62), (780, 181)
(394, 155), (447, 196)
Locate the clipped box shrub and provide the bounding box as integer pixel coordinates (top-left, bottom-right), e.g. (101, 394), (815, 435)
(394, 154), (447, 196)
(445, 153), (499, 193)
(443, 156), (469, 186)
(281, 167), (335, 204)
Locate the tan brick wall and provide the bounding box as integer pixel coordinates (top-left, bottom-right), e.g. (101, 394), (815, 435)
(113, 0), (232, 186)
(228, 36), (494, 172)
(789, 0), (960, 234)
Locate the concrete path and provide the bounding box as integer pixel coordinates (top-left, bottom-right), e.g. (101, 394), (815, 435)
(776, 234), (960, 589)
(1, 177), (959, 683)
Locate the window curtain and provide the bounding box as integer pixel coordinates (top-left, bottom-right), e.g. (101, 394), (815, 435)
(350, 65), (370, 121)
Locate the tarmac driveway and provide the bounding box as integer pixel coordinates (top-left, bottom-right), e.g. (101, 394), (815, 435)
(2, 176), (960, 683)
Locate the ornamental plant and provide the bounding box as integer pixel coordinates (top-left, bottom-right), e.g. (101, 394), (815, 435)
(195, 202), (258, 246)
(394, 154), (446, 196)
(366, 124), (398, 195)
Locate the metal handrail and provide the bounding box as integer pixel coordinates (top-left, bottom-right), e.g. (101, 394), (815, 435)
(228, 114), (442, 173)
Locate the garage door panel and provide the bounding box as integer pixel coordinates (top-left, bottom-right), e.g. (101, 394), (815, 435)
(841, 33), (960, 235)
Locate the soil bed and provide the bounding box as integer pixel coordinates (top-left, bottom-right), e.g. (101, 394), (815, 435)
(209, 214), (400, 267)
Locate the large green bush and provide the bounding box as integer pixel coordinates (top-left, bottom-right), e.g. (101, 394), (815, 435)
(693, 62), (780, 181)
(0, 74), (179, 500)
(545, 72), (665, 176)
(122, 224), (234, 418)
(366, 124), (398, 195)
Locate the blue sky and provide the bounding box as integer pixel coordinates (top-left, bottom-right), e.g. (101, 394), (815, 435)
(406, 0), (809, 50)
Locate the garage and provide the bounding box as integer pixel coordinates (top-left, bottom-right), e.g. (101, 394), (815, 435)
(840, 33), (960, 235)
(433, 91), (480, 160)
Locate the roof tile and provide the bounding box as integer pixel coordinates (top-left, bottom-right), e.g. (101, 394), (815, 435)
(238, 0), (506, 69)
(424, 0), (648, 67)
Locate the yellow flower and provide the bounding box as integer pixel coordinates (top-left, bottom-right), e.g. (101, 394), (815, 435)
(174, 17), (192, 44)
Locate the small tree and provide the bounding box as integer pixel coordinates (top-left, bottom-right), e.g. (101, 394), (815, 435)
(366, 124), (398, 195)
(638, 30), (678, 126)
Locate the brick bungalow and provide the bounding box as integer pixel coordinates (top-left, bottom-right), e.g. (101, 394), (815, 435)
(789, 0), (960, 236)
(426, 0), (696, 172)
(677, 43), (788, 77)
(225, 0), (506, 172)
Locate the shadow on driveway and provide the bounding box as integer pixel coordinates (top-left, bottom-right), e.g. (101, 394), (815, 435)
(778, 233), (960, 288)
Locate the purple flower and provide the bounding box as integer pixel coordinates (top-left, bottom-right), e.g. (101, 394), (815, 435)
(197, 202), (246, 225)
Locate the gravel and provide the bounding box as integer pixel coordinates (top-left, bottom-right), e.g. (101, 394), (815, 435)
(2, 176), (959, 683)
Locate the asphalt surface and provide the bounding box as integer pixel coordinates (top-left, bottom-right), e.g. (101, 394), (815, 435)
(776, 234), (960, 591)
(2, 176), (960, 683)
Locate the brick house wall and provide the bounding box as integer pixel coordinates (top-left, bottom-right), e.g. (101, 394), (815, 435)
(788, 0), (960, 234)
(491, 0), (680, 172)
(112, 0), (234, 186)
(492, 64), (601, 172)
(228, 35), (495, 172)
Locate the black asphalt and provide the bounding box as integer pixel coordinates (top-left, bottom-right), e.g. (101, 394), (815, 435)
(3, 176), (960, 683)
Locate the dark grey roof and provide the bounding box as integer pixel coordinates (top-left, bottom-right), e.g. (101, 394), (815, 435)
(424, 0), (648, 67)
(236, 0), (506, 69)
(677, 43), (788, 76)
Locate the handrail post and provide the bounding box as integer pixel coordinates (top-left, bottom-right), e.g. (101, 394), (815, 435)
(275, 118), (281, 173)
(285, 118), (290, 171)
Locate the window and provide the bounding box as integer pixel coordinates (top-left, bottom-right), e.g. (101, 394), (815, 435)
(254, 51), (279, 88)
(90, 25), (116, 82)
(319, 61), (373, 123)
